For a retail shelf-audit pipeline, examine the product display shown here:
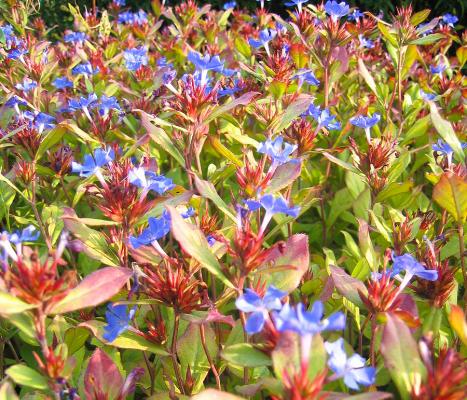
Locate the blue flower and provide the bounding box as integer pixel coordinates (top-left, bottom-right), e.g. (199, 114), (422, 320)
(72, 62), (97, 77)
(9, 225), (40, 245)
(64, 31), (87, 44)
(359, 34), (374, 49)
(129, 211), (171, 249)
(113, 0), (126, 6)
(157, 57), (173, 68)
(245, 194), (300, 235)
(118, 10), (148, 25)
(103, 303), (136, 342)
(246, 194), (300, 217)
(98, 95), (121, 117)
(430, 140), (467, 164)
(188, 51), (225, 85)
(441, 13), (458, 27)
(350, 113), (380, 129)
(23, 111), (56, 133)
(128, 167), (175, 194)
(347, 9), (364, 21)
(181, 207), (195, 219)
(206, 235), (216, 246)
(430, 64), (445, 75)
(66, 93), (98, 116)
(4, 96), (27, 114)
(7, 47), (28, 61)
(306, 105), (341, 131)
(325, 338), (376, 390)
(15, 78), (37, 93)
(223, 1), (237, 9)
(350, 112), (380, 142)
(257, 136), (297, 166)
(123, 47), (148, 71)
(324, 1), (350, 19)
(420, 89), (436, 101)
(292, 69), (320, 87)
(236, 286), (287, 334)
(285, 0), (309, 13)
(71, 147), (115, 177)
(52, 77), (73, 90)
(391, 253), (438, 282)
(249, 28), (277, 56)
(274, 301), (346, 336)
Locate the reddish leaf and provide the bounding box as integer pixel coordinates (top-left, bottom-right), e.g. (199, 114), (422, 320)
(261, 234), (309, 292)
(380, 314), (426, 400)
(84, 349), (123, 400)
(49, 267), (132, 314)
(330, 265), (367, 307)
(167, 206), (233, 288)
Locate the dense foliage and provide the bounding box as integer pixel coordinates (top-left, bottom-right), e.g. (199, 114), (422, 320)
(0, 0), (466, 399)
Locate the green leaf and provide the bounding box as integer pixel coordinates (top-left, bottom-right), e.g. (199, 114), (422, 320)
(268, 94), (313, 133)
(194, 175), (236, 222)
(64, 327), (90, 355)
(358, 58), (378, 98)
(329, 265), (367, 308)
(410, 9), (430, 25)
(323, 152), (362, 175)
(380, 314), (426, 400)
(0, 292), (36, 314)
(80, 320), (168, 355)
(265, 161), (302, 194)
(376, 181), (414, 202)
(167, 206), (234, 288)
(49, 267), (132, 314)
(429, 102), (465, 164)
(378, 22), (398, 47)
(0, 382), (19, 400)
(177, 323), (217, 390)
(222, 343), (272, 367)
(408, 33), (444, 46)
(62, 207), (120, 266)
(6, 365), (49, 390)
(35, 124), (67, 160)
(192, 390), (245, 400)
(138, 110), (185, 167)
(433, 172), (467, 222)
(206, 92), (259, 124)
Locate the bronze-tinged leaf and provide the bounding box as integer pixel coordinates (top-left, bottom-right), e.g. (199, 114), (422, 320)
(49, 267), (132, 314)
(433, 172), (467, 222)
(167, 206), (233, 288)
(380, 314), (426, 400)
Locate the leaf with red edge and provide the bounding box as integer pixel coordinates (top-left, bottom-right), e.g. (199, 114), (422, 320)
(265, 161), (302, 194)
(448, 305), (467, 345)
(380, 314), (426, 400)
(84, 349), (123, 400)
(329, 265), (367, 307)
(49, 267), (132, 314)
(167, 206), (233, 288)
(260, 234), (309, 292)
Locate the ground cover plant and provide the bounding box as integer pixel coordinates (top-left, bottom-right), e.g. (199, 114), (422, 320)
(0, 0), (466, 399)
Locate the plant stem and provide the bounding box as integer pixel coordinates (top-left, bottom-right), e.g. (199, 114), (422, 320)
(458, 223), (466, 312)
(171, 313), (185, 395)
(199, 324), (221, 390)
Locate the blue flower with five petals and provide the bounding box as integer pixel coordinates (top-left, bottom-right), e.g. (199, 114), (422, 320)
(71, 147), (115, 177)
(103, 303), (136, 342)
(257, 136), (297, 166)
(128, 167), (175, 195)
(324, 1), (350, 19)
(129, 211), (171, 249)
(236, 286), (287, 334)
(325, 338), (376, 390)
